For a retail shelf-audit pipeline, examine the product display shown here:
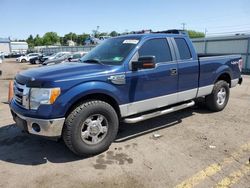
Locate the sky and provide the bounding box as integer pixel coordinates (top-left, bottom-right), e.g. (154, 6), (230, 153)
(0, 0), (250, 39)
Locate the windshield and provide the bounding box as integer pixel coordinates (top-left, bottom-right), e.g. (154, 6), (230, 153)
(54, 53), (66, 58)
(80, 37), (140, 65)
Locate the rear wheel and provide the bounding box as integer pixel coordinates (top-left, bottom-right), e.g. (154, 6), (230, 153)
(205, 80), (230, 111)
(62, 100), (119, 156)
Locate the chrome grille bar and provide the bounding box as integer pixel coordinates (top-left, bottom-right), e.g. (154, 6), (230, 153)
(13, 80), (30, 109)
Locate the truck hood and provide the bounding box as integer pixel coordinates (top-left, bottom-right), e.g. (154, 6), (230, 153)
(15, 62), (117, 87)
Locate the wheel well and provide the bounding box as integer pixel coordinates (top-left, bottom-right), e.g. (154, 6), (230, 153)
(65, 93), (121, 119)
(216, 73), (231, 87)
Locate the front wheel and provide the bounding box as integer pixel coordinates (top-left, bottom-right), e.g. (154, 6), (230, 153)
(205, 80), (230, 112)
(35, 59), (40, 64)
(21, 59), (26, 63)
(62, 100), (119, 156)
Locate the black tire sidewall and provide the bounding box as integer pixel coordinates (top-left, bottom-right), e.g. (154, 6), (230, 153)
(206, 81), (230, 111)
(70, 101), (118, 155)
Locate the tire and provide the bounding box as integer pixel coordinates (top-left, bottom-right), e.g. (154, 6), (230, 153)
(205, 80), (230, 112)
(35, 59), (40, 64)
(21, 59), (26, 63)
(62, 100), (119, 156)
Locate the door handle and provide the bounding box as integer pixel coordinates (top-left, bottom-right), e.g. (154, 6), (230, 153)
(170, 68), (177, 75)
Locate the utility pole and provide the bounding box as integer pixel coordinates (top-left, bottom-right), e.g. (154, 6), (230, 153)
(204, 28), (208, 37)
(181, 23), (186, 30)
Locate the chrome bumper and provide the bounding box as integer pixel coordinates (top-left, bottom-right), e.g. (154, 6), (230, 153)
(11, 110), (65, 138)
(231, 77), (243, 88)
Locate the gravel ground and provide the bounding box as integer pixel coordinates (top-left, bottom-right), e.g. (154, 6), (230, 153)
(0, 59), (249, 188)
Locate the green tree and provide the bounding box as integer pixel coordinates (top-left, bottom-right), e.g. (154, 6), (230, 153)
(33, 34), (43, 46)
(26, 35), (34, 47)
(42, 32), (60, 45)
(64, 32), (77, 42)
(110, 31), (118, 37)
(59, 37), (67, 46)
(76, 34), (89, 45)
(187, 30), (205, 38)
(92, 29), (100, 38)
(99, 32), (109, 37)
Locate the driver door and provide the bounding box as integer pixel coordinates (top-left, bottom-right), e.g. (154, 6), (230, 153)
(125, 38), (178, 116)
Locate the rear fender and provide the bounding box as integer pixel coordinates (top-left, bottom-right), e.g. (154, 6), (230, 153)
(214, 65), (232, 84)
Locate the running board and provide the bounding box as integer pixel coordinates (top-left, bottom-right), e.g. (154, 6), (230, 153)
(123, 100), (195, 124)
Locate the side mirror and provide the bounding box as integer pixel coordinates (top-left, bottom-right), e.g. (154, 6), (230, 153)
(132, 56), (156, 71)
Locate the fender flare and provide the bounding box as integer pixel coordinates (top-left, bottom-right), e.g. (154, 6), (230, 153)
(213, 65), (232, 84)
(56, 81), (123, 116)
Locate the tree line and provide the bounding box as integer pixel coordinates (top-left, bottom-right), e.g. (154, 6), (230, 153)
(26, 30), (204, 48)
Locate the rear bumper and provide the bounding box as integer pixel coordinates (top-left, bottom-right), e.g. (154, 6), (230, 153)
(231, 77), (243, 87)
(10, 109), (65, 138)
(238, 77), (243, 85)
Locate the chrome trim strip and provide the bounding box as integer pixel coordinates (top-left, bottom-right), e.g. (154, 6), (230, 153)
(197, 85), (214, 97)
(14, 80), (25, 90)
(14, 96), (22, 103)
(178, 88), (197, 101)
(119, 85), (214, 117)
(124, 101), (195, 123)
(231, 78), (239, 88)
(120, 92), (177, 117)
(13, 80), (30, 109)
(12, 110), (65, 137)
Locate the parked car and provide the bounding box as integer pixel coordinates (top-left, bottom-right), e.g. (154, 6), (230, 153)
(0, 52), (4, 64)
(29, 54), (45, 64)
(42, 52), (71, 65)
(16, 53), (41, 63)
(62, 52), (88, 63)
(10, 32), (243, 156)
(84, 36), (100, 45)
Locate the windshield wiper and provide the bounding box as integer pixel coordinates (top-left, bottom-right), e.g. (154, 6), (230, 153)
(83, 59), (104, 65)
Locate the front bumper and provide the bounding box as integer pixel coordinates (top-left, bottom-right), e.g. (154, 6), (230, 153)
(11, 109), (65, 138)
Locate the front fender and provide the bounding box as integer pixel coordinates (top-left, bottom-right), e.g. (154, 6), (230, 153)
(55, 81), (124, 116)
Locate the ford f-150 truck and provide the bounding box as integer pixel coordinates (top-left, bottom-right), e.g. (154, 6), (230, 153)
(10, 32), (243, 156)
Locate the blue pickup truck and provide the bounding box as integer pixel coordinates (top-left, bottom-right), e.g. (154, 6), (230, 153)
(10, 32), (243, 156)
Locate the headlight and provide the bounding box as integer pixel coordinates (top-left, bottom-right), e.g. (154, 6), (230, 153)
(30, 88), (61, 110)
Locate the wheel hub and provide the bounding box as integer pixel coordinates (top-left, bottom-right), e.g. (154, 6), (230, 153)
(217, 87), (226, 105)
(89, 122), (101, 135)
(80, 114), (108, 145)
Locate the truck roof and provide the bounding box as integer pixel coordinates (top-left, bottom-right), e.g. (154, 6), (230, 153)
(115, 33), (186, 40)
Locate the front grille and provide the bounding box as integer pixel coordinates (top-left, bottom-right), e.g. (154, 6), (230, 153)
(13, 80), (29, 108)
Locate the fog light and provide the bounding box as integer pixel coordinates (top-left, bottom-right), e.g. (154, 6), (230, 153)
(32, 123), (41, 132)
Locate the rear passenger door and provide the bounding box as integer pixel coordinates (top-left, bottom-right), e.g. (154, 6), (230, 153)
(172, 38), (199, 102)
(125, 38), (178, 116)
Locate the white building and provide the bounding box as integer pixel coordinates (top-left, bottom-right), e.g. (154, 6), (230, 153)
(67, 40), (75, 46)
(10, 41), (28, 54)
(0, 38), (28, 56)
(0, 38), (11, 56)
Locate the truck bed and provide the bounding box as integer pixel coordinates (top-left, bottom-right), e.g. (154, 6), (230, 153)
(198, 54), (242, 88)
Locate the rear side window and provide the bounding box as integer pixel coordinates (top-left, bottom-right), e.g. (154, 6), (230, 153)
(174, 38), (192, 60)
(72, 54), (81, 59)
(138, 39), (172, 63)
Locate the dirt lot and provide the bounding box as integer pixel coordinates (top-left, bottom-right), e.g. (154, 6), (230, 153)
(0, 59), (249, 188)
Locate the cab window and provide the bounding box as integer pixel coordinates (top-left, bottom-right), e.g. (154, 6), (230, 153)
(138, 39), (172, 63)
(174, 38), (192, 60)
